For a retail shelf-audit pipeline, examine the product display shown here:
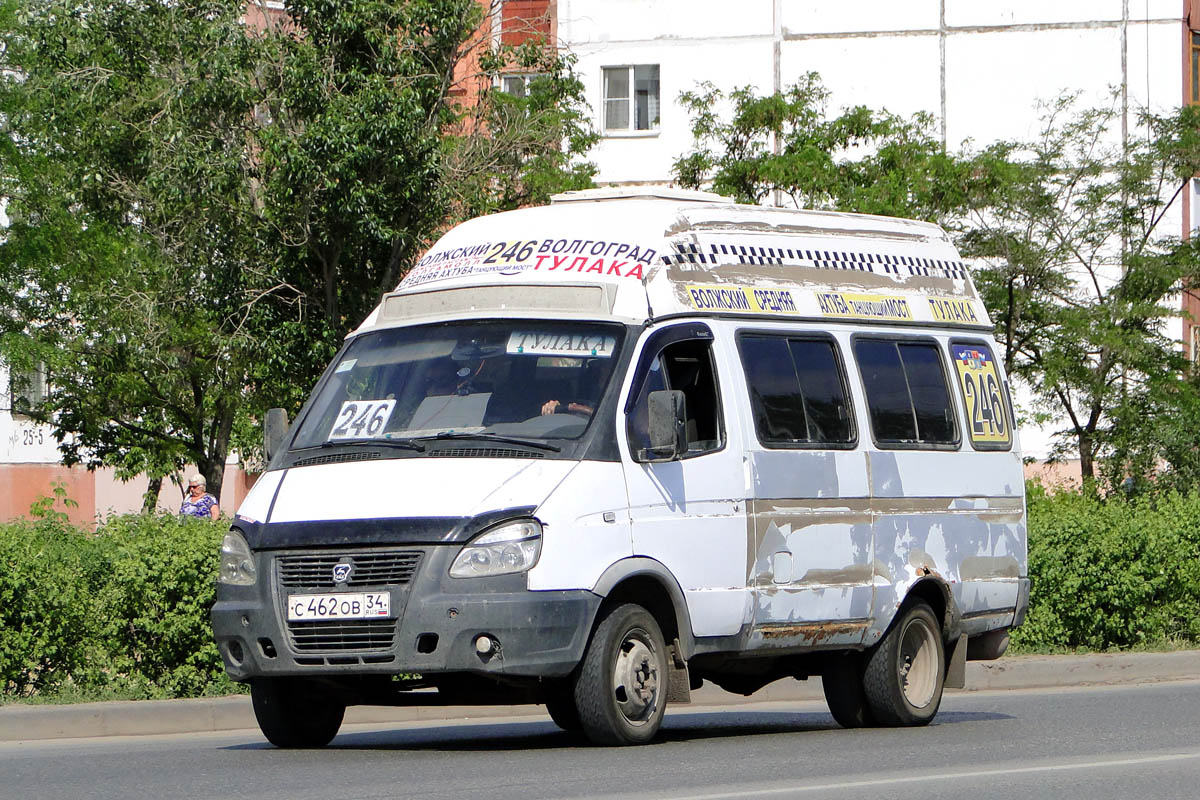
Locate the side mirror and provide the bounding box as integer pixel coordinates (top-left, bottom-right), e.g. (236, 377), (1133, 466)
(638, 389), (687, 463)
(263, 408), (290, 462)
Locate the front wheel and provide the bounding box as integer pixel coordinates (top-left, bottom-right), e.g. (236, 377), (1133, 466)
(573, 603), (669, 745)
(251, 677), (345, 748)
(862, 601), (945, 726)
(542, 680), (583, 732)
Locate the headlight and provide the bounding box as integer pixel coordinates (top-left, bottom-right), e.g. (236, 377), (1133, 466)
(449, 520), (542, 578)
(218, 530), (257, 585)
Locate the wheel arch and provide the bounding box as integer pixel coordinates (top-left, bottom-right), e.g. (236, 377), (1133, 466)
(901, 576), (962, 644)
(591, 557), (695, 660)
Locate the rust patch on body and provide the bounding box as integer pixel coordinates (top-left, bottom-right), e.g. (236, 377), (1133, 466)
(756, 619), (869, 644)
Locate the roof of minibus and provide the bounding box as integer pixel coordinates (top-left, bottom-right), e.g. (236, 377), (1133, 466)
(355, 190), (990, 333)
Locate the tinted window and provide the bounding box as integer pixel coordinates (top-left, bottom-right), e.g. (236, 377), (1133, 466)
(899, 343), (956, 443)
(855, 340), (916, 441)
(740, 335), (852, 446)
(855, 339), (957, 446)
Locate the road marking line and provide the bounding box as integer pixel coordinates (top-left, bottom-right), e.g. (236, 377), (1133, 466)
(657, 751), (1200, 800)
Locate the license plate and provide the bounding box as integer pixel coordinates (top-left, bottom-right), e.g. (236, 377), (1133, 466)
(286, 592), (390, 621)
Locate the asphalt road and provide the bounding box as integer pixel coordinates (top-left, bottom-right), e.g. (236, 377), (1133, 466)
(2, 681), (1197, 800)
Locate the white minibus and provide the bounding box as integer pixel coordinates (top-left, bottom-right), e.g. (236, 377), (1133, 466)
(212, 189), (1028, 746)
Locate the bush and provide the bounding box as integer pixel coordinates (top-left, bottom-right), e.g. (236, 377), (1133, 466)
(93, 515), (238, 698)
(0, 518), (111, 695)
(0, 514), (236, 700)
(1013, 484), (1200, 651)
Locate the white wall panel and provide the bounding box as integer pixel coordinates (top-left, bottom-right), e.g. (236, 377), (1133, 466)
(780, 35), (941, 120)
(944, 28), (1123, 145)
(945, 0), (1125, 28)
(576, 40), (773, 184)
(562, 0), (772, 45)
(783, 0), (939, 34)
(1126, 21), (1187, 110)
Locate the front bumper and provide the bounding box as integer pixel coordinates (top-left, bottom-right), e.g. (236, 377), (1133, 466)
(211, 543), (600, 682)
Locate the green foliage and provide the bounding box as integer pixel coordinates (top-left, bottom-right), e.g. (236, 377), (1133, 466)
(93, 516), (234, 698)
(0, 519), (111, 696)
(672, 74), (977, 226)
(1013, 484), (1200, 651)
(0, 515), (234, 700)
(0, 0), (274, 499)
(28, 480), (80, 524)
(963, 98), (1200, 486)
(0, 0), (596, 492)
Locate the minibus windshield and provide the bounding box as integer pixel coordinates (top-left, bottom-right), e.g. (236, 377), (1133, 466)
(290, 321), (624, 450)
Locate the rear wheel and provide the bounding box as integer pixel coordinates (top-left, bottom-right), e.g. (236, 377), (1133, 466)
(251, 678), (345, 748)
(822, 654), (876, 728)
(863, 602), (945, 726)
(573, 603), (668, 745)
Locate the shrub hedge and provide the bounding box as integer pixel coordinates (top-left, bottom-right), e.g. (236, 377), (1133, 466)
(1, 484), (1198, 700)
(0, 514), (238, 700)
(1012, 485), (1200, 651)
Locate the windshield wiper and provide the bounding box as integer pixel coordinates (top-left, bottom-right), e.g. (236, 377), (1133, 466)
(320, 437), (426, 452)
(422, 431), (561, 453)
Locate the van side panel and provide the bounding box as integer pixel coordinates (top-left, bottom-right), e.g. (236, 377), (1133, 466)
(746, 451), (874, 648)
(864, 400), (1026, 643)
(526, 461), (633, 592)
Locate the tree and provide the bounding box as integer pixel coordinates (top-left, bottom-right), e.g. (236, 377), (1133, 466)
(965, 96), (1200, 486)
(0, 0), (273, 504)
(0, 0), (596, 504)
(672, 74), (977, 225)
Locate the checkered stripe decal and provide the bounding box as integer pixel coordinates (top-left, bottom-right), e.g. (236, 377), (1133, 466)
(661, 242), (969, 281)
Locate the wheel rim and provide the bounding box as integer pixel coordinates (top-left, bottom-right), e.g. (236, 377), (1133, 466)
(612, 627), (660, 726)
(897, 615), (939, 709)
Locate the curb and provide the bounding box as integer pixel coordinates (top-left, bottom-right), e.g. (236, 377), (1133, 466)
(2, 650), (1196, 743)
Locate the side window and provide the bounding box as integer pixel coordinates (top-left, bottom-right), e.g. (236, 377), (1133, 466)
(854, 338), (958, 447)
(739, 335), (853, 447)
(627, 339), (724, 457)
(949, 342), (1012, 450)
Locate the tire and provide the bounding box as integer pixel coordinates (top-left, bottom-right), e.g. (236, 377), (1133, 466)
(573, 603), (669, 746)
(251, 678), (346, 748)
(862, 601), (945, 726)
(822, 654), (876, 728)
(542, 681), (583, 732)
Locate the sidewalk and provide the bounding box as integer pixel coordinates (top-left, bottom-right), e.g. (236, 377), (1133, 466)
(1, 650), (1196, 742)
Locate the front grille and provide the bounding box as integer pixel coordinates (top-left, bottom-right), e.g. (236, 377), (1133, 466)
(277, 551), (422, 589)
(292, 451), (382, 468)
(286, 618), (395, 652)
(436, 447), (545, 459)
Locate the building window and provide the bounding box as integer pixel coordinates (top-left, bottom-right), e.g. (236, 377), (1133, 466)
(500, 74), (544, 98)
(603, 65), (660, 132)
(9, 361), (46, 415)
(1192, 31), (1200, 104)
